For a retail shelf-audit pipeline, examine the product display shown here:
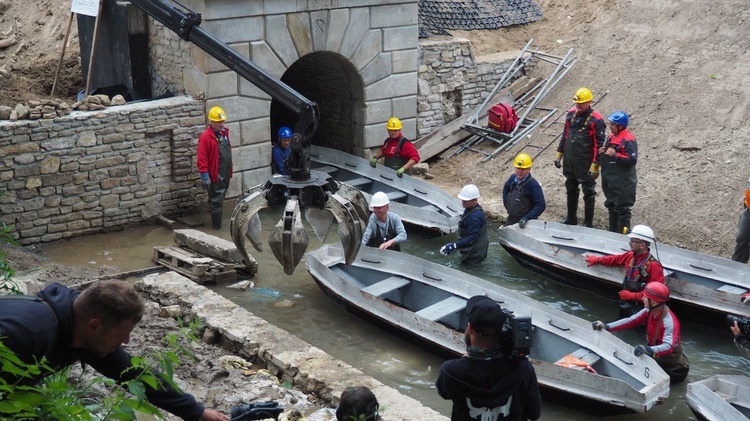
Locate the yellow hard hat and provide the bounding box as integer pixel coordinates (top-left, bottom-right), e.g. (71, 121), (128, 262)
(386, 117), (402, 131)
(514, 153), (533, 169)
(208, 106), (227, 122)
(572, 87), (593, 104)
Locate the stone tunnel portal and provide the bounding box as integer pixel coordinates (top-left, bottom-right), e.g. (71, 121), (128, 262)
(270, 51), (365, 156)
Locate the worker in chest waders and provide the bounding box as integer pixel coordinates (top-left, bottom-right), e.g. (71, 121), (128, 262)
(586, 224), (665, 317)
(554, 88), (607, 228)
(600, 111), (638, 234)
(197, 106), (232, 230)
(440, 184), (489, 266)
(361, 191), (407, 251)
(502, 152), (546, 228)
(370, 117), (420, 177)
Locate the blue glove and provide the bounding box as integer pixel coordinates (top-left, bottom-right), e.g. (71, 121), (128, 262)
(200, 172), (210, 190)
(518, 218), (527, 229)
(396, 167), (405, 178)
(369, 157), (377, 168)
(633, 345), (654, 357)
(440, 243), (457, 256)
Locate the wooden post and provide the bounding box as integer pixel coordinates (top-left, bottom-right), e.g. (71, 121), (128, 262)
(51, 12), (75, 97)
(83, 0), (104, 98)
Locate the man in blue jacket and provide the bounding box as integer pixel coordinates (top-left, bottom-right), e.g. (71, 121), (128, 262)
(0, 280), (227, 421)
(440, 184), (489, 266)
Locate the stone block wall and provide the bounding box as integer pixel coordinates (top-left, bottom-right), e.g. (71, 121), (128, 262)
(417, 37), (516, 137)
(0, 97), (207, 245)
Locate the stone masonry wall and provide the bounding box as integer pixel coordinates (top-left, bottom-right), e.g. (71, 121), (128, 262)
(417, 37), (515, 136)
(0, 97), (207, 245)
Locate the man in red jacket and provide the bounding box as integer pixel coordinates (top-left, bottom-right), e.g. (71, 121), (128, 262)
(196, 106), (232, 230)
(369, 117), (420, 177)
(586, 224), (665, 317)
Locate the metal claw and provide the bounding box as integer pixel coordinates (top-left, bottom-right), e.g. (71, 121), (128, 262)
(230, 187), (267, 266)
(268, 197), (310, 275)
(334, 182), (370, 223)
(304, 207), (334, 242)
(325, 193), (364, 265)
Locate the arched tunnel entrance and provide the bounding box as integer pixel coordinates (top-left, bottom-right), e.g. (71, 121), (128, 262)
(270, 51), (365, 156)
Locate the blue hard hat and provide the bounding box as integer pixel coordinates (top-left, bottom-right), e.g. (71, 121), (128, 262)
(278, 126), (293, 139)
(607, 111), (629, 128)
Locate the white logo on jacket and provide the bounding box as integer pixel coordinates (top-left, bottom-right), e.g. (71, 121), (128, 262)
(466, 396), (512, 420)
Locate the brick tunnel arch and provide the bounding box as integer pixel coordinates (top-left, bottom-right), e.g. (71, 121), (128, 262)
(270, 51), (365, 156)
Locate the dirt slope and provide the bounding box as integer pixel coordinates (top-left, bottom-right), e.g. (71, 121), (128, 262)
(435, 0), (750, 258)
(3, 0), (749, 258)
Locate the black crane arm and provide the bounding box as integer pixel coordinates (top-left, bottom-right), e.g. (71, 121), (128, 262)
(127, 0), (319, 146)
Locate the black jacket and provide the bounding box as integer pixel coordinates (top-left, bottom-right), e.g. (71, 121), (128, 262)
(0, 283), (204, 420)
(436, 347), (541, 421)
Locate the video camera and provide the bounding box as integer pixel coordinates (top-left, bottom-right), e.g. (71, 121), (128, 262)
(726, 314), (750, 335)
(501, 309), (533, 359)
(230, 401), (284, 421)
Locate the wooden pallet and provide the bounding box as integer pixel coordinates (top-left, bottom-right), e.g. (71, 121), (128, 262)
(152, 246), (237, 284)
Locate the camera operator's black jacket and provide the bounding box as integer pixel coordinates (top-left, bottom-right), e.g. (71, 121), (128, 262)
(735, 333), (750, 359)
(436, 346), (541, 421)
(0, 283), (205, 420)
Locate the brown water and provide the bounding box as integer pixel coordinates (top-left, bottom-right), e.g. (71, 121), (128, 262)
(38, 205), (750, 420)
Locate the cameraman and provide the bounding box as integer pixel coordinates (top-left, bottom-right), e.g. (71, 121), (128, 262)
(730, 320), (750, 359)
(436, 296), (541, 421)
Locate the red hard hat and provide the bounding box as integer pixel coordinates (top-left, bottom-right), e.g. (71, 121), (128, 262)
(643, 282), (669, 303)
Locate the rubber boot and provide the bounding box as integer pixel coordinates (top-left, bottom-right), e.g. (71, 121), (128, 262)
(210, 211), (223, 230)
(560, 194), (579, 225)
(583, 200), (595, 228)
(608, 212), (618, 233)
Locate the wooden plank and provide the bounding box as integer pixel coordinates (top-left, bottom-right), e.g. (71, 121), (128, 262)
(416, 296), (467, 321)
(152, 246), (237, 284)
(362, 276), (411, 296)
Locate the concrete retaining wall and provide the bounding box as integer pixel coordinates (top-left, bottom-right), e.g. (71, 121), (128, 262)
(137, 271), (448, 420)
(0, 96), (208, 245)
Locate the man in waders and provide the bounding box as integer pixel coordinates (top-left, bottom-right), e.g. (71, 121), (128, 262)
(586, 224), (665, 317)
(600, 111), (638, 234)
(370, 117), (420, 177)
(502, 153), (546, 228)
(554, 87), (606, 228)
(197, 106), (232, 230)
(360, 191), (407, 251)
(440, 184), (489, 266)
(592, 282), (690, 383)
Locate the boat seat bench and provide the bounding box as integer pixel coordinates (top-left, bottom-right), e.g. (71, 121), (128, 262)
(416, 296), (467, 321)
(313, 165), (338, 174)
(386, 191), (408, 202)
(556, 347), (601, 370)
(343, 177), (372, 188)
(362, 276), (411, 297)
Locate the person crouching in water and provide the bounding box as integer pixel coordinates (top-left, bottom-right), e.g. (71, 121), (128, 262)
(361, 191), (406, 251)
(592, 282), (689, 383)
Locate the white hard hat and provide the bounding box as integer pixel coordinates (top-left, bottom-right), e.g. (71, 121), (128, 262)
(370, 191), (389, 208)
(628, 224), (655, 242)
(457, 184), (480, 201)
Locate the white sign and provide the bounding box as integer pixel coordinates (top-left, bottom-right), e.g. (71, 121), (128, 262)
(71, 0), (100, 17)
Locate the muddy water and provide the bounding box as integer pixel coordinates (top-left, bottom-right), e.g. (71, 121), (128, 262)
(39, 205), (750, 420)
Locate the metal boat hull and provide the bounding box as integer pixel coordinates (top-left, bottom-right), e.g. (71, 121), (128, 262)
(309, 145), (461, 235)
(686, 375), (750, 421)
(305, 244), (670, 414)
(497, 220), (750, 326)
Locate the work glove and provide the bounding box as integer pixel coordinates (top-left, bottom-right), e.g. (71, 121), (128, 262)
(369, 157), (378, 168)
(585, 255), (599, 267)
(554, 151), (563, 169)
(618, 290), (639, 301)
(200, 172), (210, 190)
(591, 321), (607, 331)
(518, 218), (527, 229)
(440, 243), (457, 256)
(633, 345), (654, 357)
(588, 163), (600, 180)
(396, 167), (405, 178)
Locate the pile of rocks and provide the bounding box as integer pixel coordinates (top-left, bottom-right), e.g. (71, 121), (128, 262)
(0, 94), (126, 121)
